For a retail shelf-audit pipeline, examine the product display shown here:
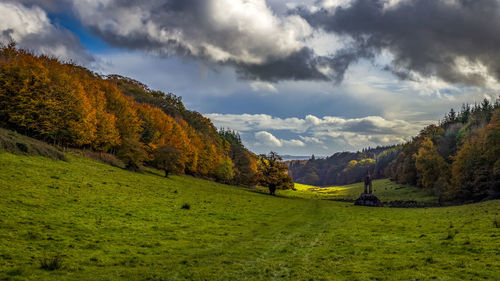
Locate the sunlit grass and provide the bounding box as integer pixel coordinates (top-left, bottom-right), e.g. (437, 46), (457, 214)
(0, 152), (499, 280)
(285, 180), (439, 204)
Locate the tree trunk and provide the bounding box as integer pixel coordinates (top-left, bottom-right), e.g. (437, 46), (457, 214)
(269, 184), (276, 195)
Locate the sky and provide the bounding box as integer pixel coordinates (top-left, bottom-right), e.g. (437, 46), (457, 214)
(1, 0), (500, 156)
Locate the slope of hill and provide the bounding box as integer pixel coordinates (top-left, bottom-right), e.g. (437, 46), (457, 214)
(1, 151), (499, 280)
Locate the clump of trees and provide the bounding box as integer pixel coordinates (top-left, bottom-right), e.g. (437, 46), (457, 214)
(385, 99), (500, 202)
(336, 158), (375, 185)
(0, 44), (289, 188)
(219, 129), (259, 186)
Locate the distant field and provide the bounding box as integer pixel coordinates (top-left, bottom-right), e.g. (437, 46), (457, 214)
(1, 152), (499, 280)
(287, 180), (439, 205)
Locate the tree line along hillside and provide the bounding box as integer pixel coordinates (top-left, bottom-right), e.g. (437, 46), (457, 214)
(0, 44), (292, 189)
(289, 99), (500, 203)
(288, 145), (395, 186)
(385, 100), (500, 202)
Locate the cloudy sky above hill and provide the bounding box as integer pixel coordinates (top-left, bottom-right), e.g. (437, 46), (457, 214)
(1, 0), (499, 155)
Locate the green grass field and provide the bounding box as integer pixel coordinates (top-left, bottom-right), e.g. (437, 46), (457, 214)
(287, 180), (439, 205)
(1, 152), (499, 280)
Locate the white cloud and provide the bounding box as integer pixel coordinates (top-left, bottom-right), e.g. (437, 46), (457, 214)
(255, 131), (282, 147)
(0, 1), (92, 64)
(206, 112), (425, 154)
(282, 139), (306, 147)
(250, 81), (278, 93)
(206, 113), (421, 136)
(320, 0), (354, 10)
(299, 136), (324, 144)
(204, 113), (308, 132)
(254, 131), (305, 148)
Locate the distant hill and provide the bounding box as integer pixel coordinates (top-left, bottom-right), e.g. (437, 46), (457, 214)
(281, 155), (317, 161)
(287, 146), (396, 186)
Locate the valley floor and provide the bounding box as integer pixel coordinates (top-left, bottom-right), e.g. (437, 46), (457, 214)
(0, 153), (499, 280)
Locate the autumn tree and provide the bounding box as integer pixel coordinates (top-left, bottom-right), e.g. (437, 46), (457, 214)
(451, 108), (500, 201)
(414, 138), (450, 198)
(258, 152), (293, 195)
(152, 145), (184, 177)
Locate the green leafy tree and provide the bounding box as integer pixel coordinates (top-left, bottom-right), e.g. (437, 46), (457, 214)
(215, 158), (235, 184)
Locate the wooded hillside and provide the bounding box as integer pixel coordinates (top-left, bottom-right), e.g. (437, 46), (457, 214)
(0, 44), (290, 188)
(289, 100), (500, 202)
(385, 100), (500, 202)
(288, 146), (395, 186)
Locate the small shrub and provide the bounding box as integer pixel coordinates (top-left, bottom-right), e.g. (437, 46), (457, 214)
(181, 203), (190, 210)
(16, 142), (29, 152)
(39, 255), (63, 271)
(26, 231), (39, 240)
(80, 150), (123, 167)
(445, 231), (455, 240)
(6, 268), (22, 276)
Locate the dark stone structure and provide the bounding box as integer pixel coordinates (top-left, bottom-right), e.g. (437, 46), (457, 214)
(354, 193), (383, 207)
(355, 175), (383, 207)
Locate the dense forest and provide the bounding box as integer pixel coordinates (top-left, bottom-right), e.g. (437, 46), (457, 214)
(289, 100), (500, 202)
(386, 100), (500, 202)
(0, 44), (291, 190)
(288, 145), (395, 186)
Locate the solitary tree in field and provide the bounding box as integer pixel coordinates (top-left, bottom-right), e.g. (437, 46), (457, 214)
(152, 145), (184, 177)
(258, 152), (293, 195)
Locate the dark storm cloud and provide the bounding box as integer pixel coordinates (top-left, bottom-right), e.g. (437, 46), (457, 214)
(298, 0), (500, 86)
(235, 47), (359, 82)
(16, 0), (69, 12)
(69, 0), (352, 82)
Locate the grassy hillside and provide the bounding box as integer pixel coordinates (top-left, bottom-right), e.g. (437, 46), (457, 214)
(287, 180), (439, 205)
(1, 152), (499, 280)
(0, 128), (66, 161)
